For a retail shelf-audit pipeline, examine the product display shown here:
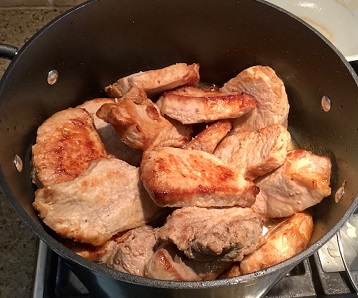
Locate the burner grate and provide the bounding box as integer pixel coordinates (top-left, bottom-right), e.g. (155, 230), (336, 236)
(266, 259), (316, 298)
(34, 213), (358, 298)
(34, 244), (356, 298)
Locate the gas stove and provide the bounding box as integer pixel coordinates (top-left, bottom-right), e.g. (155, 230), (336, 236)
(32, 212), (358, 298)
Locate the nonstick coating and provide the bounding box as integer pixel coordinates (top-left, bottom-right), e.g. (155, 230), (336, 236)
(1, 0), (358, 296)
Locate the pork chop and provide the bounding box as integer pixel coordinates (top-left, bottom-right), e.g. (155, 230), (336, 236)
(158, 206), (265, 262)
(32, 108), (107, 187)
(77, 98), (142, 166)
(69, 225), (158, 276)
(220, 65), (289, 132)
(33, 158), (163, 246)
(218, 263), (242, 278)
(68, 238), (118, 263)
(158, 86), (256, 124)
(144, 243), (230, 281)
(214, 124), (291, 180)
(240, 211), (313, 274)
(97, 87), (192, 150)
(77, 98), (116, 129)
(140, 147), (259, 208)
(105, 225), (158, 276)
(184, 119), (232, 153)
(105, 63), (200, 98)
(252, 149), (332, 218)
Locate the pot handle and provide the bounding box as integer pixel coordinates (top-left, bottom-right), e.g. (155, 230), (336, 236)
(0, 44), (18, 60)
(350, 60), (358, 72)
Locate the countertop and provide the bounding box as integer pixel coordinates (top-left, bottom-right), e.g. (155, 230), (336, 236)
(0, 7), (73, 298)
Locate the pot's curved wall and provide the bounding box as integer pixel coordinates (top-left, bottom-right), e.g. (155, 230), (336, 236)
(68, 258), (292, 298)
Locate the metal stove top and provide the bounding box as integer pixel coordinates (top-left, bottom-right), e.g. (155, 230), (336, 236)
(33, 213), (358, 298)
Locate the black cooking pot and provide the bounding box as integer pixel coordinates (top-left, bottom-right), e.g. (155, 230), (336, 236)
(1, 0), (358, 297)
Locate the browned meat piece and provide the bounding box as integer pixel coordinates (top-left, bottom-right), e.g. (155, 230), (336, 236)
(144, 243), (230, 281)
(140, 147), (259, 208)
(158, 86), (256, 124)
(33, 158), (163, 246)
(218, 263), (242, 279)
(67, 225), (158, 275)
(214, 124), (291, 180)
(67, 239), (118, 263)
(32, 108), (107, 187)
(252, 149), (332, 218)
(77, 98), (116, 128)
(240, 211), (313, 274)
(105, 225), (158, 276)
(158, 207), (265, 262)
(221, 65), (289, 132)
(105, 63), (200, 98)
(184, 119), (232, 153)
(97, 87), (192, 150)
(77, 98), (142, 166)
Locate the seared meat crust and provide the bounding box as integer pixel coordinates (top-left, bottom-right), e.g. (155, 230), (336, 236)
(77, 98), (116, 128)
(240, 211), (313, 274)
(221, 65), (289, 132)
(97, 87), (192, 150)
(144, 243), (230, 281)
(140, 147), (259, 208)
(77, 98), (142, 166)
(32, 108), (107, 187)
(214, 124), (291, 180)
(184, 119), (232, 153)
(252, 149), (332, 218)
(105, 63), (200, 97)
(68, 239), (118, 263)
(159, 86), (256, 124)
